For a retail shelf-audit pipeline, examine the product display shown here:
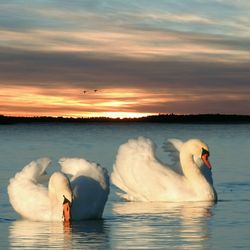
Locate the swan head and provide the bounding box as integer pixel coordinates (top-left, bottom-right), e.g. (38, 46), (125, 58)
(48, 172), (73, 222)
(185, 139), (212, 170)
(63, 195), (72, 223)
(60, 181), (73, 223)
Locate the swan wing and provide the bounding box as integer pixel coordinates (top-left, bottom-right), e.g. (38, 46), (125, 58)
(8, 158), (51, 221)
(111, 137), (183, 201)
(59, 157), (109, 190)
(59, 157), (110, 219)
(162, 138), (184, 174)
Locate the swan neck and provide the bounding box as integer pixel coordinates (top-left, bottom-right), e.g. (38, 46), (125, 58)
(180, 151), (199, 180)
(180, 148), (216, 200)
(49, 173), (72, 204)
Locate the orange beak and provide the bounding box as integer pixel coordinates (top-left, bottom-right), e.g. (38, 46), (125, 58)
(63, 201), (71, 222)
(201, 153), (212, 170)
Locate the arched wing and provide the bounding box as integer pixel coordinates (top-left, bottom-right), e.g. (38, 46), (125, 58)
(162, 138), (184, 174)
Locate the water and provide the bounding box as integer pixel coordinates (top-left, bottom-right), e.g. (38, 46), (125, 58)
(0, 123), (250, 249)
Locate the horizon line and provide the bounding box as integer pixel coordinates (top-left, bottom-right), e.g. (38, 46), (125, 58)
(1, 113), (250, 125)
(1, 113), (250, 119)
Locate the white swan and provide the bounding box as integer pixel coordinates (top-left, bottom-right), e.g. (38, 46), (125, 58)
(8, 157), (110, 221)
(111, 137), (217, 202)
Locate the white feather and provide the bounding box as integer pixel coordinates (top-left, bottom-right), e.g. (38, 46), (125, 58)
(8, 157), (110, 221)
(111, 137), (217, 202)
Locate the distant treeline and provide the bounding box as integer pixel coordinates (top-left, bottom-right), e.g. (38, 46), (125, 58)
(1, 114), (250, 124)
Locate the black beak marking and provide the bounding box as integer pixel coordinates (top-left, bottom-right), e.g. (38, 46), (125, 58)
(202, 147), (210, 157)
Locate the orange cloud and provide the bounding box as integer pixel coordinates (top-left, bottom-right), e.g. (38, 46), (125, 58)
(1, 84), (249, 117)
(0, 86), (162, 117)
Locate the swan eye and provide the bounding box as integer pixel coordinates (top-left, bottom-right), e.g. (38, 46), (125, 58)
(63, 195), (71, 205)
(201, 147), (209, 157)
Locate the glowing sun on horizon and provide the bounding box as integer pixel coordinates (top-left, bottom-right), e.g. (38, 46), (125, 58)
(87, 112), (155, 119)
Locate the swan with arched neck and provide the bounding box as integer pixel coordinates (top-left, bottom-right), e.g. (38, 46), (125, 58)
(8, 157), (110, 221)
(111, 137), (217, 202)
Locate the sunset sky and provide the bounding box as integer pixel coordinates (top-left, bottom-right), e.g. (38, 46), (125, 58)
(1, 0), (250, 118)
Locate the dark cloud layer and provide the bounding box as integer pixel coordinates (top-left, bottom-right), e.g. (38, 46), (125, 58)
(1, 47), (250, 91)
(1, 0), (250, 116)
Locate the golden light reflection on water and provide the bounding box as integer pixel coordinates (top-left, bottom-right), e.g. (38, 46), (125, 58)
(8, 201), (215, 249)
(9, 220), (109, 249)
(9, 221), (72, 249)
(112, 201), (215, 249)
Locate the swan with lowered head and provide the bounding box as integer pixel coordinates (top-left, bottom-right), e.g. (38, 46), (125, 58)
(111, 137), (217, 202)
(8, 157), (110, 221)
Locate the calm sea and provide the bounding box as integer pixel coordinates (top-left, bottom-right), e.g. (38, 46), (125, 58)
(0, 123), (250, 249)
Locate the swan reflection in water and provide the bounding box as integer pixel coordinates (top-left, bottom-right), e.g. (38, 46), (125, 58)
(112, 201), (216, 249)
(9, 219), (110, 249)
(9, 202), (216, 249)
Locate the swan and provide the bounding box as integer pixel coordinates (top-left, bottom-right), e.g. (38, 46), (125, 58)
(8, 157), (110, 221)
(111, 137), (217, 202)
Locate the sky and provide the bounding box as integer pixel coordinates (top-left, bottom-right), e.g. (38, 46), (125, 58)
(0, 0), (250, 118)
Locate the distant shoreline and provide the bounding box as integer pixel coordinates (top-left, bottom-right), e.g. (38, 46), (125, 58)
(1, 114), (250, 124)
